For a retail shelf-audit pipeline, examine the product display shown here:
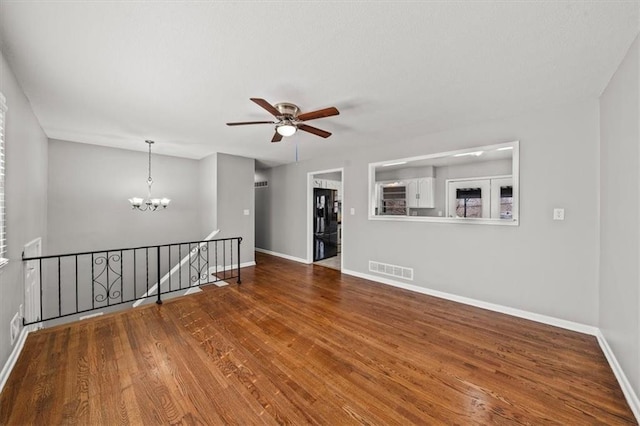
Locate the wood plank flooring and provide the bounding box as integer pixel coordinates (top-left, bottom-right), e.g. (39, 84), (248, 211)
(0, 252), (636, 425)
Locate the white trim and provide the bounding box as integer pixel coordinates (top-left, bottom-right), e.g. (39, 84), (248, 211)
(595, 330), (640, 421)
(341, 268), (598, 336)
(255, 247), (310, 264)
(0, 327), (29, 394)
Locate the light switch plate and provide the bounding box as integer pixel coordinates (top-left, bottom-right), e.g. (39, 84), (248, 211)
(553, 208), (565, 220)
(243, 209), (250, 216)
(350, 207), (355, 215)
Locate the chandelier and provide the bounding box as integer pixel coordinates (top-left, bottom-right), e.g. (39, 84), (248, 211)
(128, 140), (171, 211)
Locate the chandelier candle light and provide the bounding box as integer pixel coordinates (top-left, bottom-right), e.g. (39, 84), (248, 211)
(129, 140), (171, 211)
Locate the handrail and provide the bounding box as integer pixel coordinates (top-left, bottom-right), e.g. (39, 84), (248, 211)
(21, 236), (243, 326)
(22, 236), (242, 261)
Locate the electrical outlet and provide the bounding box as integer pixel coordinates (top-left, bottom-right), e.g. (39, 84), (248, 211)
(10, 312), (20, 345)
(553, 208), (565, 221)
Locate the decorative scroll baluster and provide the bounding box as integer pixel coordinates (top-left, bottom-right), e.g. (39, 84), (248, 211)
(93, 253), (122, 304)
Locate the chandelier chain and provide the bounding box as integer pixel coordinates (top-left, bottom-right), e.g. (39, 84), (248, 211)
(129, 140), (170, 211)
(147, 140), (153, 184)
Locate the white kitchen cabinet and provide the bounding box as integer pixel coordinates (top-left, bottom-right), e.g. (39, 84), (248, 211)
(406, 178), (434, 208)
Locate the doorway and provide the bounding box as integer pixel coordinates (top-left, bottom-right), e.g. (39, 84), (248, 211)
(307, 169), (343, 271)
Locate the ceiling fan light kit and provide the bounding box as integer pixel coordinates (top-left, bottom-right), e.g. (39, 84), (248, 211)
(227, 98), (339, 143)
(276, 121), (297, 137)
(129, 140), (171, 211)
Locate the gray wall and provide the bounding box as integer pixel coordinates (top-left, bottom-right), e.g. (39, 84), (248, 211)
(256, 100), (600, 326)
(315, 171), (342, 181)
(47, 139), (202, 254)
(0, 51), (48, 369)
(599, 35), (640, 398)
(216, 153), (255, 265)
(199, 153), (217, 234)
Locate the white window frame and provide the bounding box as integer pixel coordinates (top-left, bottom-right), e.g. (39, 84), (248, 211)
(0, 92), (7, 267)
(445, 175), (512, 220)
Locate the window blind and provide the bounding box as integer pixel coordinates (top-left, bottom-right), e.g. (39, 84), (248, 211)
(0, 93), (7, 263)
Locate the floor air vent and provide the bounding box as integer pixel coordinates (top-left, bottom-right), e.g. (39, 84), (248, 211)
(369, 261), (413, 281)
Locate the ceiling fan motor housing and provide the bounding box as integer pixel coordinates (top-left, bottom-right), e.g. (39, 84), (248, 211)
(274, 102), (300, 119)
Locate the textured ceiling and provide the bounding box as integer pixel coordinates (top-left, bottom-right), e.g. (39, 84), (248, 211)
(0, 1), (638, 167)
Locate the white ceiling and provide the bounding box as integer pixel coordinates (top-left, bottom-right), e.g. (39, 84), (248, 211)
(0, 1), (638, 168)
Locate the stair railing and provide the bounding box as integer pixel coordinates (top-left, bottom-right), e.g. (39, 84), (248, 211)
(21, 236), (242, 326)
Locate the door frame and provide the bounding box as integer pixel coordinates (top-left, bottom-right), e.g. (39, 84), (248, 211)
(23, 237), (43, 331)
(307, 168), (344, 266)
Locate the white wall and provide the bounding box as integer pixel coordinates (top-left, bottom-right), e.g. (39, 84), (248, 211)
(257, 100), (600, 326)
(0, 51), (48, 370)
(599, 34), (640, 400)
(47, 139), (202, 254)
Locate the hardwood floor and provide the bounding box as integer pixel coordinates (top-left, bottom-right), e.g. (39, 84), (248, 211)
(0, 252), (635, 425)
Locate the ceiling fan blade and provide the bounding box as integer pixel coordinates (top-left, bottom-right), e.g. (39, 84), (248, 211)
(271, 132), (283, 143)
(251, 98), (281, 117)
(297, 107), (340, 122)
(226, 121), (274, 126)
(298, 124), (332, 138)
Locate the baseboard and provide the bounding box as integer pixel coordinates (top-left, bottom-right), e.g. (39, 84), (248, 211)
(595, 330), (640, 421)
(255, 248), (310, 264)
(0, 327), (30, 394)
(341, 268), (598, 336)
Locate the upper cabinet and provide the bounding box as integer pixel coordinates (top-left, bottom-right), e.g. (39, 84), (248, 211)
(406, 177), (434, 209)
(368, 141), (519, 225)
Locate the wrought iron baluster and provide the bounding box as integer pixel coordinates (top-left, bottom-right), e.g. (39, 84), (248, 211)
(91, 253), (95, 310)
(58, 257), (61, 317)
(237, 237), (242, 284)
(215, 240), (218, 283)
(75, 255), (78, 313)
(156, 246), (162, 304)
(39, 258), (43, 323)
(134, 249), (137, 298)
(168, 245), (172, 292)
(179, 244), (182, 289)
(223, 240), (226, 280)
(146, 247), (149, 296)
(120, 250), (123, 303)
(207, 241), (210, 284)
(106, 251), (110, 306)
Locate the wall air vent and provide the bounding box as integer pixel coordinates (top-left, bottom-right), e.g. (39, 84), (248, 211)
(255, 181), (268, 188)
(369, 261), (414, 281)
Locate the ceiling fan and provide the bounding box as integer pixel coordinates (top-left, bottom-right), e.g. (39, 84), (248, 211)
(226, 98), (340, 142)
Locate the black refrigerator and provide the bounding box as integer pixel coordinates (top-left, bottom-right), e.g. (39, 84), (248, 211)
(313, 188), (339, 261)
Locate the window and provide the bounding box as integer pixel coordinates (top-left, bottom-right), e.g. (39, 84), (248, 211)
(455, 187), (484, 218)
(446, 176), (512, 220)
(0, 92), (6, 265)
